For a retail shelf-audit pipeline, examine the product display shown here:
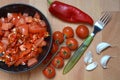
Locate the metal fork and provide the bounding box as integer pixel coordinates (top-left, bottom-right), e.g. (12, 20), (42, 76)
(63, 12), (112, 74)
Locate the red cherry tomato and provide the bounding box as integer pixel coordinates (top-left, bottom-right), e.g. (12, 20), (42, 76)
(53, 31), (64, 44)
(66, 38), (78, 50)
(63, 26), (74, 39)
(50, 42), (59, 54)
(51, 56), (64, 68)
(59, 46), (71, 59)
(76, 25), (89, 39)
(42, 65), (56, 79)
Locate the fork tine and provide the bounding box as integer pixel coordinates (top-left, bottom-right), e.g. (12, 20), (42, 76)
(99, 12), (108, 21)
(102, 12), (110, 22)
(103, 13), (112, 25)
(100, 11), (112, 26)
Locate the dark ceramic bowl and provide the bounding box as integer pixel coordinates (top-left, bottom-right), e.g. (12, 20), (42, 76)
(0, 4), (52, 73)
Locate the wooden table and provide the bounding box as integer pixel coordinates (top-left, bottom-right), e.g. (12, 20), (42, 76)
(0, 0), (120, 80)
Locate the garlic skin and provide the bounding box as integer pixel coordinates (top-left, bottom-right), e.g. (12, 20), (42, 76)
(100, 55), (111, 69)
(84, 51), (93, 64)
(86, 62), (98, 71)
(96, 42), (111, 54)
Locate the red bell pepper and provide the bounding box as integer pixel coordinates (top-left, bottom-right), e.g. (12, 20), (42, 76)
(47, 0), (94, 25)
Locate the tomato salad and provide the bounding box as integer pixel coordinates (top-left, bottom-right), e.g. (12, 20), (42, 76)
(0, 12), (49, 67)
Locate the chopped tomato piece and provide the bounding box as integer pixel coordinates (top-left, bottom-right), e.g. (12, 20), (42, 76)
(19, 49), (31, 58)
(4, 30), (10, 37)
(1, 23), (13, 30)
(0, 27), (4, 36)
(39, 20), (46, 27)
(25, 16), (33, 23)
(16, 18), (25, 26)
(0, 42), (4, 53)
(1, 37), (9, 50)
(8, 33), (17, 43)
(34, 12), (40, 19)
(34, 37), (44, 47)
(27, 58), (38, 67)
(29, 23), (46, 34)
(18, 24), (29, 36)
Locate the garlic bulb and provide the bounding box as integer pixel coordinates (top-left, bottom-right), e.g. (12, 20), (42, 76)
(84, 51), (93, 64)
(86, 62), (98, 71)
(96, 42), (111, 54)
(100, 55), (111, 69)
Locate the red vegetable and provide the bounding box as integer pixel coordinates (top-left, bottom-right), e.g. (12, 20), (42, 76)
(27, 58), (38, 67)
(59, 46), (71, 59)
(66, 38), (78, 50)
(51, 56), (64, 68)
(50, 42), (59, 54)
(76, 25), (89, 39)
(53, 31), (64, 44)
(63, 26), (74, 39)
(48, 0), (94, 25)
(0, 12), (48, 67)
(42, 65), (56, 79)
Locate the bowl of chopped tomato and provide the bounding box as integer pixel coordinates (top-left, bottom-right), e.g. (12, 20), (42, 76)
(0, 4), (52, 72)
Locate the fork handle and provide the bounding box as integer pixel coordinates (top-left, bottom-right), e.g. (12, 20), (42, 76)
(63, 33), (94, 74)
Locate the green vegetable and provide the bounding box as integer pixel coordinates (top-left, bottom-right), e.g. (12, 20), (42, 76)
(63, 34), (94, 74)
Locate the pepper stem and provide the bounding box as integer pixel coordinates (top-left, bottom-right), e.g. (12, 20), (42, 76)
(47, 0), (52, 5)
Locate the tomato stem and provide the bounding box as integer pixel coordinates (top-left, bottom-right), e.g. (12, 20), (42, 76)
(48, 68), (52, 73)
(55, 40), (60, 46)
(68, 43), (73, 47)
(47, 0), (52, 5)
(63, 51), (67, 55)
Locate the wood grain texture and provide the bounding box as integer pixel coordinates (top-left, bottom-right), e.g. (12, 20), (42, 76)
(102, 12), (120, 80)
(0, 0), (29, 6)
(0, 0), (120, 80)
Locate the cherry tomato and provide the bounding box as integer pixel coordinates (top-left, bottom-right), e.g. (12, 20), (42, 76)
(76, 25), (89, 39)
(66, 38), (78, 50)
(50, 42), (59, 54)
(42, 65), (56, 79)
(63, 26), (74, 39)
(51, 56), (64, 68)
(59, 46), (71, 59)
(53, 31), (64, 44)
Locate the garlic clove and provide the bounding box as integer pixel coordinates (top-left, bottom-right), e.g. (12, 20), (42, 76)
(100, 55), (111, 69)
(96, 42), (111, 54)
(86, 62), (98, 71)
(88, 58), (93, 64)
(84, 51), (93, 64)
